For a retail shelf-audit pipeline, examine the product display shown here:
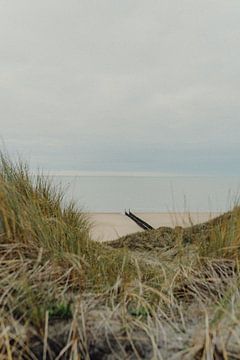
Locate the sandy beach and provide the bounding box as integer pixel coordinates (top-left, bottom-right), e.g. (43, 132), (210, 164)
(88, 211), (221, 241)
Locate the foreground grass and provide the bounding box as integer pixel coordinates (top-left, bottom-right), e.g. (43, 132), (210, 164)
(1, 154), (240, 358)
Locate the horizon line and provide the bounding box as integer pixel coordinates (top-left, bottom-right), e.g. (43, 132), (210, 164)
(30, 170), (240, 178)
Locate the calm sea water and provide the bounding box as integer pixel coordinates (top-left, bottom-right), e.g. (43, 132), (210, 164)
(49, 175), (240, 213)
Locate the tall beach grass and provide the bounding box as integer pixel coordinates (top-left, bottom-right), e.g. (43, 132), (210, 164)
(0, 153), (240, 358)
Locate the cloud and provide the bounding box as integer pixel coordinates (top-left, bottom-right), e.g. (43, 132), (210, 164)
(0, 0), (240, 174)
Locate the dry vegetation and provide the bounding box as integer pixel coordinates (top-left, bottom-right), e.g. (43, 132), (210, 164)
(0, 154), (240, 359)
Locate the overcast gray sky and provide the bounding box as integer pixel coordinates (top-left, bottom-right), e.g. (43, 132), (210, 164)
(1, 0), (240, 174)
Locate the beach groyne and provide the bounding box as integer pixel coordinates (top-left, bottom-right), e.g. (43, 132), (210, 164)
(125, 210), (154, 230)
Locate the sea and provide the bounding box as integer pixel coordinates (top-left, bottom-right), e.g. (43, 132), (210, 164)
(48, 173), (240, 213)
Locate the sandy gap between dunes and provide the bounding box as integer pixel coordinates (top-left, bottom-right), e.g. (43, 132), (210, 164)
(87, 212), (221, 242)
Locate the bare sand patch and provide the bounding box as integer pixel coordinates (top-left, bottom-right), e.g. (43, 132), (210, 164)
(136, 212), (221, 229)
(88, 212), (143, 241)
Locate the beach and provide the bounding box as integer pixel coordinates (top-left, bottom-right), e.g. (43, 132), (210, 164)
(88, 211), (221, 241)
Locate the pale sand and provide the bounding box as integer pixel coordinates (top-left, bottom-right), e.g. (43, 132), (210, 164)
(88, 212), (221, 242)
(88, 213), (142, 242)
(135, 212), (221, 229)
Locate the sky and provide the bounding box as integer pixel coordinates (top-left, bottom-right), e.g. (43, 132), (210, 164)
(0, 0), (240, 175)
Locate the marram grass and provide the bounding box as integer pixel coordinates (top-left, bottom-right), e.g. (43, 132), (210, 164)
(0, 153), (240, 358)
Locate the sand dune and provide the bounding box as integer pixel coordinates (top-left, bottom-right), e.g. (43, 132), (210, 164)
(88, 212), (221, 241)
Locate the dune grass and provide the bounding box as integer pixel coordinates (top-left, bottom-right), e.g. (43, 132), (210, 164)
(0, 153), (240, 358)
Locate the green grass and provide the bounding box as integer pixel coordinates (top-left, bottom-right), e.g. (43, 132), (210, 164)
(1, 152), (240, 358)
